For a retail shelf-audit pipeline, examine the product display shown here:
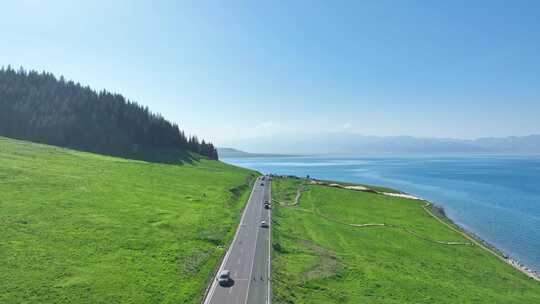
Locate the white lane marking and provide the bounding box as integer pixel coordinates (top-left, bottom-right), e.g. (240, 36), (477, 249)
(203, 177), (261, 304)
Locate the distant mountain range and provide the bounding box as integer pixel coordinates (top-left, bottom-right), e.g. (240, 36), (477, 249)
(217, 147), (296, 158)
(222, 134), (540, 155)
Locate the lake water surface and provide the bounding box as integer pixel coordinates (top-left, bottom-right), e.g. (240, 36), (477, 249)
(222, 155), (540, 273)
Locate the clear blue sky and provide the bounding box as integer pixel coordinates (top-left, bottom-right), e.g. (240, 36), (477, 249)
(2, 0), (539, 145)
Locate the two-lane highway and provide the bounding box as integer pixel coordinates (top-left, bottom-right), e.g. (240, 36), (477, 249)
(204, 176), (272, 304)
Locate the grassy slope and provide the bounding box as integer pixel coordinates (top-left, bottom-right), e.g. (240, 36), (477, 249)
(0, 137), (257, 304)
(272, 178), (540, 304)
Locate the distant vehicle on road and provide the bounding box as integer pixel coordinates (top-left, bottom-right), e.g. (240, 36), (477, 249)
(260, 183), (264, 186)
(264, 204), (270, 209)
(218, 270), (231, 286)
(261, 221), (269, 228)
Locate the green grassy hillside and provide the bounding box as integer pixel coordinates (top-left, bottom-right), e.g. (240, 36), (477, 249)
(271, 178), (540, 304)
(0, 137), (257, 303)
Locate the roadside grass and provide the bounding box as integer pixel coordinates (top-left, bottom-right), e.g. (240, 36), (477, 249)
(271, 177), (540, 303)
(0, 137), (257, 304)
(272, 177), (305, 204)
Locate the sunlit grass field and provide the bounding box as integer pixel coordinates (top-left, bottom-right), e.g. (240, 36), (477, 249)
(0, 137), (256, 303)
(271, 178), (540, 303)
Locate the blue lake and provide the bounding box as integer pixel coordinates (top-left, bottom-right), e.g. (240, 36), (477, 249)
(223, 155), (540, 273)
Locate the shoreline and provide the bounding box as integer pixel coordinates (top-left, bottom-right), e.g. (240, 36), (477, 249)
(422, 200), (540, 282)
(308, 178), (540, 282)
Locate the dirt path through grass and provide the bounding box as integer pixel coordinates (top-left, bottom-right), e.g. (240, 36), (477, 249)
(271, 177), (540, 303)
(422, 201), (540, 282)
(311, 179), (540, 282)
(276, 181), (471, 246)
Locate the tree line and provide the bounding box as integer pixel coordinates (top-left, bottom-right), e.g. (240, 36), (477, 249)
(0, 66), (218, 160)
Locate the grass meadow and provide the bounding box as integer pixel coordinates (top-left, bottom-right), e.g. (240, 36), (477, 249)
(0, 137), (256, 303)
(271, 177), (540, 303)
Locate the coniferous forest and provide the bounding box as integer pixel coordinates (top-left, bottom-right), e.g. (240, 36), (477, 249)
(0, 66), (218, 160)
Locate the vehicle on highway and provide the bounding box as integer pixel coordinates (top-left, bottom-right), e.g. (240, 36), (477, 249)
(218, 270), (231, 286)
(261, 220), (269, 228)
(264, 203), (270, 209)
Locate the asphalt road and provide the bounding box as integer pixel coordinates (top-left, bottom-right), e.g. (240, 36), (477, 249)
(203, 176), (272, 304)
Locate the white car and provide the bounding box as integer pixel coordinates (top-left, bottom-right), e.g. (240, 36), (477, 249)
(261, 220), (269, 228)
(218, 270), (231, 286)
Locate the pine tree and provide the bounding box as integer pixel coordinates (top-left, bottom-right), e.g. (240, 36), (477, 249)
(0, 67), (219, 160)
